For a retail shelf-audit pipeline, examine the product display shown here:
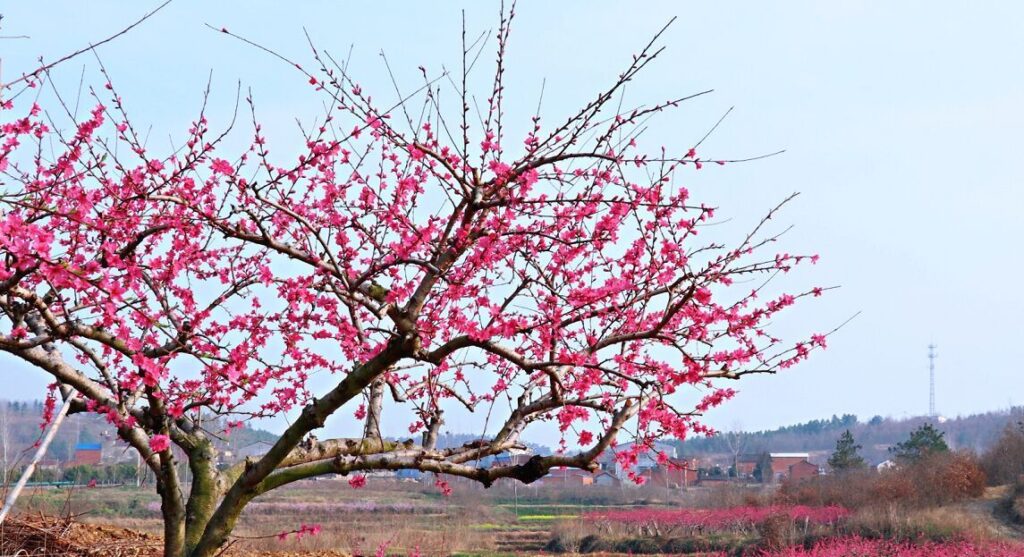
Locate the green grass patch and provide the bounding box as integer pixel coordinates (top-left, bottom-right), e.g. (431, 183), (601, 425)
(469, 522), (505, 530)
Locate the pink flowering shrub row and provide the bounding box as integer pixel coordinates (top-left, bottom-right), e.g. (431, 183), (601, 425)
(585, 505), (849, 537)
(738, 536), (1024, 557)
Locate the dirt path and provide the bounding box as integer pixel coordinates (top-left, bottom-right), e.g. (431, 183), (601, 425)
(961, 487), (1024, 541)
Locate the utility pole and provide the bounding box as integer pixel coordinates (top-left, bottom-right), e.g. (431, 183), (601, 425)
(513, 481), (518, 520)
(928, 344), (937, 418)
(0, 402), (9, 487)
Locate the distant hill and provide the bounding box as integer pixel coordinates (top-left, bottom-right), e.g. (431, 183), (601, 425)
(0, 399), (277, 466)
(674, 408), (1024, 465)
(0, 400), (551, 468)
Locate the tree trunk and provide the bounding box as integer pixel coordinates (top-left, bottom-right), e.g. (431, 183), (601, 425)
(184, 441), (221, 555)
(189, 340), (410, 557)
(188, 492), (253, 557)
(156, 454), (187, 557)
(422, 411), (444, 450)
(363, 379), (385, 440)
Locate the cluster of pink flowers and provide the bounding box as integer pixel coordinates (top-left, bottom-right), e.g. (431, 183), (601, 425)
(434, 478), (453, 497)
(276, 523), (321, 541)
(149, 434), (171, 453)
(734, 536), (1023, 557)
(587, 505), (850, 533)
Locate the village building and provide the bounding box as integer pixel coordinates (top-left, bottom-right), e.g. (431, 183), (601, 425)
(751, 452), (823, 483)
(787, 459), (821, 482)
(492, 452), (535, 467)
(876, 459), (897, 472)
(395, 469), (424, 481)
(592, 470), (620, 487)
(37, 458), (62, 471)
(234, 440), (274, 462)
(71, 442), (103, 466)
(597, 441), (678, 479)
(735, 453), (762, 478)
(101, 439), (143, 465)
(535, 468), (594, 487)
(640, 458), (700, 488)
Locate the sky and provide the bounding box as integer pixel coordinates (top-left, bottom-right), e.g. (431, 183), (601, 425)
(1, 1), (1022, 444)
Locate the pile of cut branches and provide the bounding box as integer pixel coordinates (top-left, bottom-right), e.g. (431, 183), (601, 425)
(0, 514), (159, 556)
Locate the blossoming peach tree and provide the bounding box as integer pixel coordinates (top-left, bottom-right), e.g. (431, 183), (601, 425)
(0, 9), (828, 557)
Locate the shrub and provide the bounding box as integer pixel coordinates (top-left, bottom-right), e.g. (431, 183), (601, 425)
(758, 513), (799, 550)
(870, 468), (915, 504)
(577, 534), (611, 553)
(542, 535), (570, 553)
(781, 451), (986, 510)
(845, 506), (988, 543)
(981, 422), (1024, 486)
(612, 537), (662, 554)
(779, 469), (878, 509)
(661, 537), (704, 553)
(662, 535), (752, 554)
(999, 480), (1024, 525)
(910, 452), (986, 506)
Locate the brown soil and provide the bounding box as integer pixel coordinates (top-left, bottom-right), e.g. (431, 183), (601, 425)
(0, 515), (358, 557)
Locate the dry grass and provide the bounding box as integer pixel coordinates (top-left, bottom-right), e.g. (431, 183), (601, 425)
(847, 505), (995, 542)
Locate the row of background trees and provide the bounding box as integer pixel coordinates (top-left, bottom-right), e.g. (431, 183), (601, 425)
(827, 419), (1024, 480)
(778, 419), (1024, 513)
(679, 408), (1024, 465)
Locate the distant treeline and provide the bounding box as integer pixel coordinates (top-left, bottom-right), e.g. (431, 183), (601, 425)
(675, 408), (1024, 464)
(20, 462), (142, 485)
(2, 400), (47, 414)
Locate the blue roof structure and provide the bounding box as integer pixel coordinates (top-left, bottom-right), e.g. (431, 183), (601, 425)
(75, 442), (102, 451)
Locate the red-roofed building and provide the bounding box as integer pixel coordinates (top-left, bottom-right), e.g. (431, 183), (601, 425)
(735, 454), (762, 478)
(787, 459), (821, 482)
(72, 442), (103, 466)
(754, 453), (819, 483)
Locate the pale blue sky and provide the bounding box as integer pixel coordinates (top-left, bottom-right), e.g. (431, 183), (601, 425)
(2, 2), (1021, 442)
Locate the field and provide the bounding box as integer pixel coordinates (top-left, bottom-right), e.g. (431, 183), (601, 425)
(5, 477), (1024, 556)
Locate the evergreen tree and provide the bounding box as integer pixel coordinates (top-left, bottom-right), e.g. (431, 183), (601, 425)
(828, 429), (866, 471)
(753, 452), (773, 483)
(890, 423), (949, 462)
